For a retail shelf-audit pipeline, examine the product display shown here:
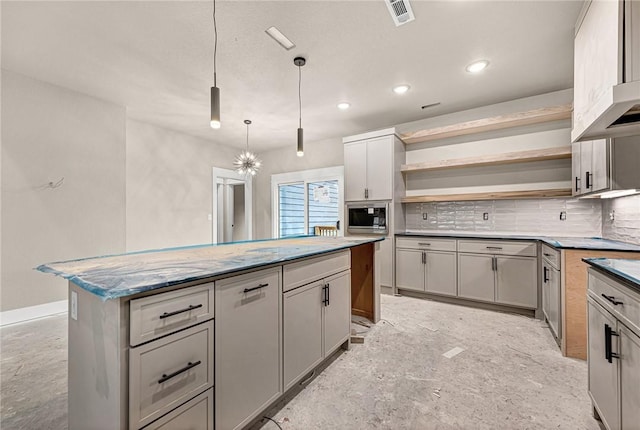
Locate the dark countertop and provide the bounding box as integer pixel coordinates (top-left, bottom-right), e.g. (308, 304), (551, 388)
(583, 258), (640, 293)
(396, 231), (640, 252)
(37, 236), (382, 300)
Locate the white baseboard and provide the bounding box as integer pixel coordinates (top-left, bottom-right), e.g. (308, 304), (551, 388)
(0, 300), (68, 327)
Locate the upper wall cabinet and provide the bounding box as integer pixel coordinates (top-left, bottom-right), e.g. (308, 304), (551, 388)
(573, 0), (640, 142)
(343, 132), (394, 201)
(571, 135), (640, 197)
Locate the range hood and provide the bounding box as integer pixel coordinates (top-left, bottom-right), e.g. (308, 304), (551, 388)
(572, 0), (640, 142)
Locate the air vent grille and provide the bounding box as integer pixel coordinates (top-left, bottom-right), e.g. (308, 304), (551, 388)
(386, 0), (415, 27)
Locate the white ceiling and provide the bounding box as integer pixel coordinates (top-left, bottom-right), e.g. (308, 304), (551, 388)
(1, 1), (582, 152)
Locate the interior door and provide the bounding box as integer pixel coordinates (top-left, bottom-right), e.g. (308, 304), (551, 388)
(425, 251), (457, 297)
(323, 271), (351, 356)
(496, 256), (537, 309)
(344, 142), (367, 201)
(395, 249), (424, 291)
(587, 299), (620, 430)
(457, 253), (495, 303)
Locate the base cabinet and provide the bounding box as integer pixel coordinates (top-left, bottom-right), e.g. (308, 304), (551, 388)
(496, 256), (537, 308)
(620, 326), (640, 429)
(458, 253), (495, 302)
(283, 271), (350, 391)
(395, 239), (457, 297)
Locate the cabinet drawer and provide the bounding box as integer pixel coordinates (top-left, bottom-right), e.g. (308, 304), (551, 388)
(130, 283), (215, 346)
(284, 250), (350, 292)
(396, 237), (456, 252)
(457, 240), (537, 257)
(130, 321), (214, 429)
(589, 270), (640, 335)
(541, 244), (560, 269)
(144, 388), (213, 430)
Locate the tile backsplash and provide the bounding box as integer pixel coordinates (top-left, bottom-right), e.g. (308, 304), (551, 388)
(602, 194), (640, 245)
(405, 198), (602, 237)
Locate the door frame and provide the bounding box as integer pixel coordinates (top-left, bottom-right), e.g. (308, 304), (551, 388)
(212, 167), (253, 243)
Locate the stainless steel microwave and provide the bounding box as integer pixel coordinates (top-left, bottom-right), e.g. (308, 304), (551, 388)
(347, 203), (388, 235)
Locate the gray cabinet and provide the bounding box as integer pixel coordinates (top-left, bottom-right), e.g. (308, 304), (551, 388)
(144, 388), (213, 430)
(496, 256), (537, 308)
(620, 326), (640, 430)
(283, 271), (350, 391)
(344, 136), (393, 201)
(458, 253), (495, 303)
(542, 244), (561, 342)
(215, 268), (282, 430)
(395, 238), (456, 297)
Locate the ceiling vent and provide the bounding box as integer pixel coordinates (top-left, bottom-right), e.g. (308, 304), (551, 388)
(385, 0), (415, 27)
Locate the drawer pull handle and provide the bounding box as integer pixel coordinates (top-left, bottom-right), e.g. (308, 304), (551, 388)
(418, 242), (431, 246)
(543, 253), (552, 257)
(601, 294), (623, 306)
(158, 360), (202, 384)
(244, 283), (269, 294)
(486, 246), (503, 250)
(159, 304), (203, 319)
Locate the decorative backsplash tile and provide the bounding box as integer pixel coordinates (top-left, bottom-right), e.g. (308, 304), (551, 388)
(405, 198), (602, 237)
(602, 194), (640, 245)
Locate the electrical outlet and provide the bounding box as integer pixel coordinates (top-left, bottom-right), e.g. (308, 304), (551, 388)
(422, 213), (428, 220)
(560, 211), (567, 221)
(609, 210), (615, 221)
(207, 213), (212, 221)
(483, 212), (489, 221)
(71, 290), (78, 321)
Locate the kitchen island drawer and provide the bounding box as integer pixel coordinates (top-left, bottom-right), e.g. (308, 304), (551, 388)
(589, 270), (640, 335)
(129, 321), (214, 429)
(396, 237), (456, 252)
(458, 240), (537, 257)
(144, 388), (213, 430)
(284, 250), (350, 292)
(130, 283), (215, 346)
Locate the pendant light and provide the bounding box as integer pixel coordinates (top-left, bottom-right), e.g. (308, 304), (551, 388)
(234, 120), (261, 176)
(294, 57), (306, 157)
(210, 0), (221, 129)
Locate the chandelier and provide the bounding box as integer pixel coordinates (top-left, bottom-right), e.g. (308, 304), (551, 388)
(234, 120), (261, 176)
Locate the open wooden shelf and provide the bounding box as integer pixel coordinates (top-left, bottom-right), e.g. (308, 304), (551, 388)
(401, 188), (573, 203)
(401, 146), (572, 173)
(401, 103), (572, 145)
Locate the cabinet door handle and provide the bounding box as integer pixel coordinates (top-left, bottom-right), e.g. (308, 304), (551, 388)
(601, 294), (623, 306)
(575, 176), (580, 192)
(244, 283), (269, 293)
(158, 360), (201, 384)
(364, 188), (369, 199)
(159, 304), (203, 319)
(605, 324), (620, 363)
(326, 283), (330, 306)
(491, 256), (496, 271)
(586, 171), (592, 189)
(422, 251), (426, 264)
(543, 267), (549, 283)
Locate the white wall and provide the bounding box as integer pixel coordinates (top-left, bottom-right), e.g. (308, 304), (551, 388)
(254, 137), (343, 239)
(1, 70), (126, 311)
(602, 194), (640, 245)
(125, 119), (237, 252)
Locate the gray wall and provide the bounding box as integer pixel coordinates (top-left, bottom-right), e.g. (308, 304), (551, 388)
(1, 70), (126, 311)
(602, 194), (640, 245)
(125, 119), (236, 252)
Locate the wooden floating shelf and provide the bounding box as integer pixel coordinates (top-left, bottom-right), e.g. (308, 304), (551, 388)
(401, 103), (573, 145)
(401, 188), (573, 203)
(401, 146), (572, 173)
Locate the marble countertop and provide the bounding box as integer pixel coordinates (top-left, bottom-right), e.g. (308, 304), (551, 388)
(397, 231), (640, 252)
(583, 258), (640, 292)
(37, 236), (382, 300)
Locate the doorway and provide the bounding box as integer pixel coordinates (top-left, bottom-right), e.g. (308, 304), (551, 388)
(212, 168), (253, 244)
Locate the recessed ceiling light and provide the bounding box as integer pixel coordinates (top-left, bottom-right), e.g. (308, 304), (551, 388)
(393, 84), (410, 95)
(337, 102), (351, 110)
(466, 60), (489, 73)
(265, 26), (295, 51)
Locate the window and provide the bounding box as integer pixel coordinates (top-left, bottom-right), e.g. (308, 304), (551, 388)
(272, 167), (344, 238)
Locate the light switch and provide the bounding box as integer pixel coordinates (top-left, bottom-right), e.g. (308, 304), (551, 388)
(422, 213), (428, 220)
(483, 213), (489, 221)
(559, 211), (567, 221)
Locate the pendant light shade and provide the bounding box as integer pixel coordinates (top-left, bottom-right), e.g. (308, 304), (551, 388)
(234, 120), (261, 176)
(294, 57), (306, 157)
(210, 86), (220, 129)
(210, 0), (221, 129)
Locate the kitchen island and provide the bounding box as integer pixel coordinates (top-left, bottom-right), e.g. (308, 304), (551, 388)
(38, 236), (383, 430)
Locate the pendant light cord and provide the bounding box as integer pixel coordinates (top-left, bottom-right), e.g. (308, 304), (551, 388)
(298, 64), (302, 128)
(213, 0), (217, 87)
(246, 122), (250, 150)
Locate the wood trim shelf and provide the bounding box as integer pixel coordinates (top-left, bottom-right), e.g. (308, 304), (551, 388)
(401, 146), (572, 173)
(401, 103), (573, 145)
(400, 188), (573, 203)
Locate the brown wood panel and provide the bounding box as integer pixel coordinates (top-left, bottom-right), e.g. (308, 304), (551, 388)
(401, 146), (571, 173)
(351, 243), (374, 321)
(563, 250), (640, 360)
(401, 188), (572, 203)
(401, 103), (572, 144)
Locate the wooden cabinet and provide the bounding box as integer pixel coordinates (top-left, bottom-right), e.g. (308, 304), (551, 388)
(395, 238), (456, 297)
(344, 135), (393, 201)
(587, 268), (640, 430)
(283, 271), (350, 391)
(215, 268), (282, 430)
(457, 240), (538, 309)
